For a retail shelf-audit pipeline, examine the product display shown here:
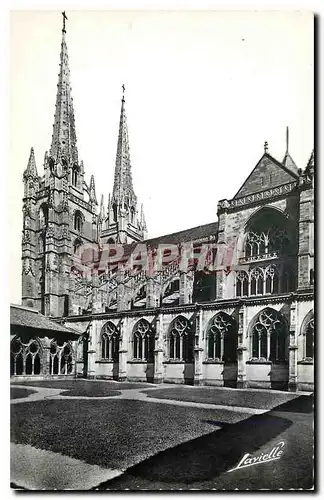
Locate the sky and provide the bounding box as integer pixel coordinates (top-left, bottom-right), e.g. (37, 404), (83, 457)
(9, 10), (314, 304)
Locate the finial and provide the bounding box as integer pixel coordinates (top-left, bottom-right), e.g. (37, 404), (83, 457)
(285, 126), (289, 154)
(264, 141), (268, 154)
(62, 11), (68, 33)
(122, 84), (125, 102)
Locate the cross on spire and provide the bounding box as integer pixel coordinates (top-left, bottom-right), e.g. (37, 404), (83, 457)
(62, 11), (68, 33)
(264, 141), (268, 153)
(122, 84), (125, 102)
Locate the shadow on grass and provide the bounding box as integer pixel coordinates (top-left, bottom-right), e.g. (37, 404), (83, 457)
(10, 388), (37, 400)
(95, 395), (312, 489)
(60, 389), (121, 397)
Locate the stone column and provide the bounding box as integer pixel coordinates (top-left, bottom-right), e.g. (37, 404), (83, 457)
(194, 308), (204, 386)
(117, 264), (126, 311)
(118, 318), (128, 381)
(288, 300), (298, 392)
(42, 339), (51, 377)
(86, 321), (97, 379)
(153, 314), (164, 384)
(237, 306), (248, 388)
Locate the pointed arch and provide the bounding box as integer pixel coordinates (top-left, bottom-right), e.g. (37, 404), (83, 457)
(300, 310), (314, 360)
(10, 337), (43, 376)
(206, 312), (237, 362)
(73, 210), (85, 233)
(243, 206), (293, 260)
(249, 307), (288, 362)
(132, 319), (154, 362)
(49, 339), (74, 375)
(168, 316), (193, 362)
(250, 267), (264, 295)
(100, 321), (119, 361)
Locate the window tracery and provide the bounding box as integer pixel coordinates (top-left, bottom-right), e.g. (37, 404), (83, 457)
(206, 312), (237, 362)
(169, 316), (193, 362)
(251, 308), (287, 362)
(49, 339), (73, 375)
(101, 322), (119, 361)
(10, 337), (42, 376)
(133, 319), (154, 362)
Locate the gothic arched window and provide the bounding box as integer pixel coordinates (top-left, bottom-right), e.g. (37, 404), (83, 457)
(251, 308), (287, 362)
(10, 337), (42, 376)
(101, 322), (119, 361)
(206, 312), (237, 362)
(244, 208), (292, 260)
(265, 265), (279, 294)
(169, 316), (193, 362)
(133, 319), (154, 362)
(72, 168), (78, 187)
(39, 203), (48, 229)
(250, 267), (264, 296)
(236, 271), (249, 297)
(49, 339), (73, 375)
(303, 316), (314, 360)
(74, 211), (83, 233)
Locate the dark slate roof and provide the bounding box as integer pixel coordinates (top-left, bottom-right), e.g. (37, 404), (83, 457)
(282, 152), (298, 175)
(10, 304), (79, 336)
(123, 222), (219, 257)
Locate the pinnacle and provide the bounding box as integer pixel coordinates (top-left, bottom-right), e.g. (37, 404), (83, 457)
(89, 175), (98, 205)
(24, 147), (38, 178)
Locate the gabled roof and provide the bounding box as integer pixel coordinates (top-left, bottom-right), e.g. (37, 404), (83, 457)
(122, 222), (219, 257)
(10, 304), (79, 337)
(233, 152), (299, 200)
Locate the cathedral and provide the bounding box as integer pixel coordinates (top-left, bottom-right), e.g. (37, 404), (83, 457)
(13, 14), (314, 391)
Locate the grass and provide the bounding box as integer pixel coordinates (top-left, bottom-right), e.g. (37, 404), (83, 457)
(11, 399), (249, 471)
(60, 388), (121, 397)
(10, 388), (37, 400)
(143, 386), (298, 410)
(11, 379), (152, 394)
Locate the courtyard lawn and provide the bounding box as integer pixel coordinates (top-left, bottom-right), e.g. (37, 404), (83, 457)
(11, 379), (152, 395)
(143, 386), (299, 410)
(11, 388), (37, 400)
(11, 399), (249, 471)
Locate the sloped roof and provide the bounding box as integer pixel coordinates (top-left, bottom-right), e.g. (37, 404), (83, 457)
(282, 152), (298, 175)
(123, 222), (219, 257)
(233, 152), (299, 199)
(10, 304), (79, 336)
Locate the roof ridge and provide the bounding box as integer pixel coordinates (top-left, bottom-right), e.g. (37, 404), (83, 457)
(11, 303), (39, 314)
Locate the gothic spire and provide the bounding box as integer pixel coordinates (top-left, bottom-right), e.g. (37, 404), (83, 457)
(112, 86), (136, 207)
(89, 175), (98, 205)
(282, 126), (298, 174)
(49, 12), (78, 167)
(98, 194), (105, 222)
(23, 147), (38, 179)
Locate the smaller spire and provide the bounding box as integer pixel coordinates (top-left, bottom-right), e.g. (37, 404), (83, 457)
(285, 125), (289, 155)
(23, 147), (38, 179)
(99, 194), (105, 221)
(264, 141), (268, 154)
(282, 126), (298, 174)
(89, 175), (98, 205)
(140, 203), (147, 232)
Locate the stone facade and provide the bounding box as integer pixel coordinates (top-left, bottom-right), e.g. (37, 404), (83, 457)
(18, 16), (314, 391)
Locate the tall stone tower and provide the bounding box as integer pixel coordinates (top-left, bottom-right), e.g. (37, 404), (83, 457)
(102, 87), (147, 244)
(22, 13), (99, 317)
